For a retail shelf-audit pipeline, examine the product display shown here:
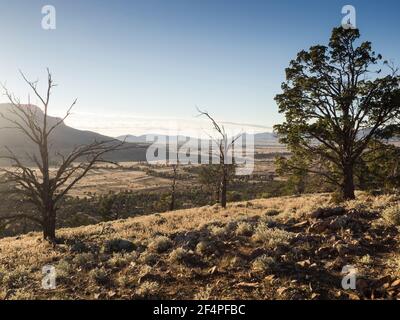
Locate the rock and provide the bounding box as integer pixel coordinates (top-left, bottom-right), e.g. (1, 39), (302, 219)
(94, 293), (105, 299)
(277, 287), (288, 296)
(102, 239), (135, 253)
(236, 282), (259, 288)
(311, 293), (319, 300)
(292, 221), (309, 228)
(296, 259), (311, 268)
(383, 283), (390, 289)
(309, 220), (330, 233)
(391, 279), (400, 288)
(347, 292), (360, 300)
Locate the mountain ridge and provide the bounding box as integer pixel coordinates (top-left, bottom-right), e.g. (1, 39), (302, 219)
(117, 132), (280, 146)
(0, 103), (147, 164)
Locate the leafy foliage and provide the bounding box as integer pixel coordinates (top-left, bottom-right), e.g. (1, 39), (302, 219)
(275, 27), (400, 200)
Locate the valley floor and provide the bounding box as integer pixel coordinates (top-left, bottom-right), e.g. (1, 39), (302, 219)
(0, 193), (399, 300)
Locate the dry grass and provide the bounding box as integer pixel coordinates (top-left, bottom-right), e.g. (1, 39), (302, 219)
(0, 192), (399, 300)
(148, 236), (173, 253)
(252, 255), (277, 273)
(252, 225), (294, 248)
(382, 205), (400, 226)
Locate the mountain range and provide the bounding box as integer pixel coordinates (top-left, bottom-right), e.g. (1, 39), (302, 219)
(0, 103), (283, 166)
(0, 104), (148, 165)
(117, 132), (281, 146)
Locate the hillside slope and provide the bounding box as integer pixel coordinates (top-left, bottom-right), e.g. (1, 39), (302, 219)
(0, 103), (147, 164)
(0, 193), (399, 300)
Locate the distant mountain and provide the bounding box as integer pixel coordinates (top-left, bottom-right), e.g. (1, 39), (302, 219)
(252, 132), (280, 145)
(118, 132), (281, 146)
(117, 134), (193, 144)
(0, 104), (147, 165)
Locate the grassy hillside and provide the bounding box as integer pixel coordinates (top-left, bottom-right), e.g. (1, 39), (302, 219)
(0, 193), (399, 300)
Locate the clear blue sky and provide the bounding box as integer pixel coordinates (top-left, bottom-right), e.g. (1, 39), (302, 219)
(1, 0), (399, 136)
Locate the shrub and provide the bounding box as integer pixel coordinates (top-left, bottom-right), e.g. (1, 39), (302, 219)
(56, 259), (73, 280)
(235, 222), (253, 237)
(360, 254), (373, 265)
(168, 247), (196, 266)
(252, 255), (276, 272)
(148, 236), (173, 253)
(252, 224), (293, 248)
(70, 240), (90, 253)
(260, 216), (278, 228)
(265, 209), (280, 217)
(90, 267), (109, 285)
(102, 238), (135, 254)
(330, 191), (345, 204)
(117, 274), (135, 288)
(108, 253), (131, 269)
(9, 289), (35, 300)
(195, 240), (222, 256)
(227, 191), (242, 202)
(139, 252), (159, 266)
(220, 255), (246, 269)
(194, 285), (213, 300)
(382, 205), (400, 226)
(135, 281), (159, 298)
(209, 225), (226, 238)
(2, 266), (31, 289)
(72, 252), (96, 269)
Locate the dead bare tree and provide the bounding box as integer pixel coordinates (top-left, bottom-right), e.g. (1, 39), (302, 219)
(168, 139), (179, 211)
(0, 69), (124, 242)
(197, 108), (240, 208)
(169, 164), (178, 211)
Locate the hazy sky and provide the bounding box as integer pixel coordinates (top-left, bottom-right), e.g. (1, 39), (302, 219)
(0, 0), (399, 136)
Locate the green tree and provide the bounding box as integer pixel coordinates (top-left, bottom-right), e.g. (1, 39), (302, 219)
(356, 140), (400, 193)
(276, 152), (309, 195)
(274, 27), (400, 200)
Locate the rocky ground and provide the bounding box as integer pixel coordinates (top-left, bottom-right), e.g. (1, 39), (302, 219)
(0, 193), (399, 300)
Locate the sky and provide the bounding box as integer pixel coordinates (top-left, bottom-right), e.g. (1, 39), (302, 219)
(0, 0), (399, 137)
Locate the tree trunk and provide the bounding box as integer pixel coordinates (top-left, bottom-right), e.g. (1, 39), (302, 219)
(43, 210), (56, 242)
(342, 164), (356, 200)
(220, 165), (227, 208)
(169, 192), (175, 211)
(169, 165), (177, 211)
(169, 183), (176, 212)
(216, 186), (220, 204)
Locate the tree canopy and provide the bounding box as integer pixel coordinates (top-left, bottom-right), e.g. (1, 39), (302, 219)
(275, 27), (400, 200)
